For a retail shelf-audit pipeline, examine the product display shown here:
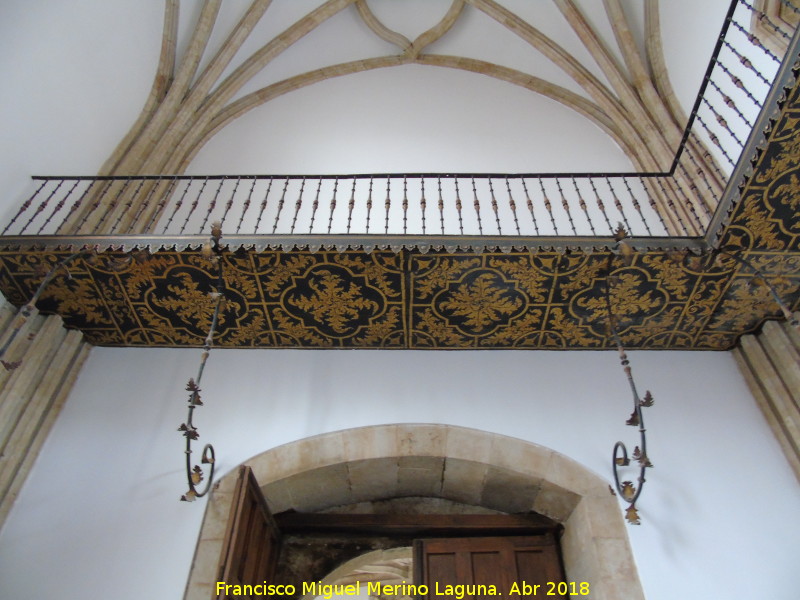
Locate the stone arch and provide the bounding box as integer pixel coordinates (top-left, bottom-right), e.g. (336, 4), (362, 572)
(184, 424), (644, 600)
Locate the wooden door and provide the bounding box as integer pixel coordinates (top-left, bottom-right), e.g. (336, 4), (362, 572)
(217, 466), (281, 599)
(415, 534), (566, 599)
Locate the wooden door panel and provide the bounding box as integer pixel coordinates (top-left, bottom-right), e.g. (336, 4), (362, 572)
(514, 548), (563, 592)
(416, 535), (565, 600)
(424, 551), (459, 587)
(217, 466), (280, 599)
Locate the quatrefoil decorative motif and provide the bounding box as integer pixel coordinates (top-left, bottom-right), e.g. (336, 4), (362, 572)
(355, 0), (466, 59)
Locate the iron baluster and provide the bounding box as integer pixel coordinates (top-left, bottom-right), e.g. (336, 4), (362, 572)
(702, 98), (745, 148)
(271, 178), (289, 234)
(92, 178), (133, 233)
(180, 177), (209, 235)
(739, 0), (792, 40)
(778, 0), (800, 14)
(143, 177), (179, 234)
(589, 178), (614, 234)
(696, 114), (738, 167)
(163, 179), (192, 235)
(624, 177), (658, 235)
(254, 178), (274, 234)
(37, 179), (80, 235)
(384, 178), (391, 234)
(556, 178), (577, 235)
(655, 176), (690, 235)
(199, 178), (225, 234)
(539, 179), (558, 235)
(488, 179), (501, 234)
(114, 177), (148, 233)
(402, 177), (409, 235)
(309, 178), (322, 233)
(420, 179), (427, 235)
(603, 177), (633, 235)
(573, 177), (596, 235)
(220, 176), (241, 229)
(505, 178), (520, 235)
(723, 36), (777, 75)
(671, 170), (706, 230)
(708, 79), (755, 128)
(55, 180), (98, 235)
(365, 178), (373, 233)
(346, 179), (356, 235)
(453, 178), (464, 235)
(454, 179), (464, 235)
(521, 179), (540, 236)
(678, 162), (714, 220)
(326, 178), (339, 235)
(74, 181), (111, 232)
(690, 132), (729, 185)
(77, 179), (114, 232)
(471, 178), (484, 235)
(438, 178), (445, 235)
(715, 61), (762, 107)
(3, 179), (49, 235)
(236, 178), (258, 234)
(289, 177), (306, 234)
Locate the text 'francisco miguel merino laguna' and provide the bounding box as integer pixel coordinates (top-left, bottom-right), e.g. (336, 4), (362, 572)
(215, 580), (591, 598)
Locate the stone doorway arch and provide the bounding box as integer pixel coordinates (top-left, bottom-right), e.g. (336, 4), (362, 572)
(184, 424), (644, 600)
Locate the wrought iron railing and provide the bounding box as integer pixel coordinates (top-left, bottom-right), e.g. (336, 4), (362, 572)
(4, 173), (674, 238)
(1, 0), (795, 249)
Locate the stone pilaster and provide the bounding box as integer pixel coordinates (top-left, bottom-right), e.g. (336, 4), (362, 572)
(733, 316), (800, 482)
(0, 293), (91, 529)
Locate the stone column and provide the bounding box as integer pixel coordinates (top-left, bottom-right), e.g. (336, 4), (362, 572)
(0, 293), (91, 528)
(733, 316), (800, 482)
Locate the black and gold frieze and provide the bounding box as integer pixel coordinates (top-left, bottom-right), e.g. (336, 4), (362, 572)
(0, 244), (797, 350)
(0, 250), (409, 348)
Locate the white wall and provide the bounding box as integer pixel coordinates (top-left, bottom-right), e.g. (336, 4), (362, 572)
(0, 347), (797, 600)
(2, 3), (796, 600)
(0, 0), (162, 224)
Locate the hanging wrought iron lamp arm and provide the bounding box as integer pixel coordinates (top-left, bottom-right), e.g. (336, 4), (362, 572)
(179, 224), (224, 502)
(605, 230), (654, 525)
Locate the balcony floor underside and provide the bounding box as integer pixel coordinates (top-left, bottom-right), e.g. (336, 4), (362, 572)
(0, 237), (795, 350)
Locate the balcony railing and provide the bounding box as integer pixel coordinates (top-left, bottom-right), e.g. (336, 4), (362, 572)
(2, 0), (796, 251)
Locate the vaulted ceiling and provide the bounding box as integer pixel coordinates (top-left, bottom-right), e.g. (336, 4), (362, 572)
(91, 0), (732, 177)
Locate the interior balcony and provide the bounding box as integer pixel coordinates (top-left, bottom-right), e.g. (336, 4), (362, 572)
(0, 2), (798, 351)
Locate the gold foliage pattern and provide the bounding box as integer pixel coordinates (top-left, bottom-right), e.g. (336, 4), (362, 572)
(0, 243), (795, 350)
(435, 271), (525, 335)
(284, 265), (384, 337)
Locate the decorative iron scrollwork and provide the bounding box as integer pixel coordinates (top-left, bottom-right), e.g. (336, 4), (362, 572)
(179, 223), (223, 502)
(606, 226), (654, 525)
